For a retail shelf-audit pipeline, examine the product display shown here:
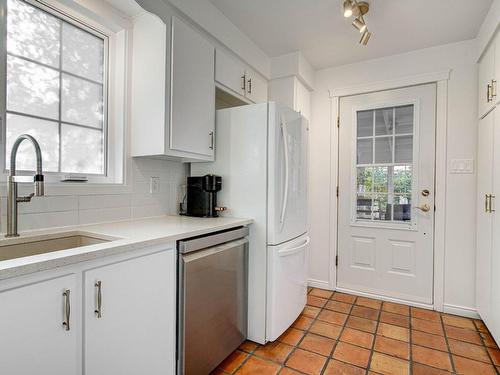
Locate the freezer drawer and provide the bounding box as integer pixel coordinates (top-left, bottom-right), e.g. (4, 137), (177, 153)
(266, 234), (309, 342)
(178, 238), (248, 375)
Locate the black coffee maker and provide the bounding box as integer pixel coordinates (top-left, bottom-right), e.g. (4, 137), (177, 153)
(185, 175), (225, 217)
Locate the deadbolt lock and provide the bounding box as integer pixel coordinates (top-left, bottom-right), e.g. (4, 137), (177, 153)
(421, 189), (430, 197)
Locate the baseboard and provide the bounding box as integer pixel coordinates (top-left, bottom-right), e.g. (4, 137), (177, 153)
(307, 278), (332, 290)
(443, 303), (480, 319)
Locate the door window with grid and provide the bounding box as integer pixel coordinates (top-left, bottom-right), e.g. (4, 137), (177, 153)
(4, 0), (107, 174)
(355, 105), (414, 223)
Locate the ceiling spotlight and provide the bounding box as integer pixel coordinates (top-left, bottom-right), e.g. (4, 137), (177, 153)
(360, 29), (372, 45)
(343, 0), (354, 17)
(352, 17), (367, 33)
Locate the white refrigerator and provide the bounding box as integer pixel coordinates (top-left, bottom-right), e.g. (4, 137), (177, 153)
(191, 102), (309, 344)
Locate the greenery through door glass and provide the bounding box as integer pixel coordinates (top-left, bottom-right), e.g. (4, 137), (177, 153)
(355, 105), (414, 222)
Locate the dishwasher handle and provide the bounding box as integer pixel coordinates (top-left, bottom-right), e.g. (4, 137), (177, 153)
(178, 226), (249, 254)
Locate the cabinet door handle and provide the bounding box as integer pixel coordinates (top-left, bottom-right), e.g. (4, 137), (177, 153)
(492, 80), (497, 99)
(209, 132), (214, 150)
(490, 194), (496, 213)
(95, 281), (102, 319)
(241, 75), (246, 91)
(247, 78), (252, 94)
(487, 83), (493, 103)
(486, 194), (490, 213)
(62, 289), (71, 331)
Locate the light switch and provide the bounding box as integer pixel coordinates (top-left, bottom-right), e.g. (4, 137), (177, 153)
(449, 159), (474, 174)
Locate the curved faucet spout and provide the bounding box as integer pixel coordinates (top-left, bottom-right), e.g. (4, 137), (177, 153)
(10, 134), (43, 176)
(6, 134), (45, 237)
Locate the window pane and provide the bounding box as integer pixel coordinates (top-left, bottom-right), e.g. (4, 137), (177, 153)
(395, 105), (413, 134)
(62, 74), (103, 128)
(356, 194), (372, 220)
(7, 55), (60, 119)
(357, 138), (373, 164)
(62, 23), (104, 83)
(375, 136), (393, 163)
(357, 167), (372, 193)
(394, 165), (412, 194)
(6, 113), (59, 172)
(373, 167), (388, 193)
(394, 194), (412, 221)
(7, 0), (60, 68)
(375, 108), (393, 136)
(357, 110), (373, 137)
(373, 194), (389, 221)
(395, 136), (413, 163)
(61, 125), (103, 174)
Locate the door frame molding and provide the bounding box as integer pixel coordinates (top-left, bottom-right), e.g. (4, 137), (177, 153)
(328, 69), (451, 312)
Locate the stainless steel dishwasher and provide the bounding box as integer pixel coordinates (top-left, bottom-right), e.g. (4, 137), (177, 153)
(177, 226), (249, 375)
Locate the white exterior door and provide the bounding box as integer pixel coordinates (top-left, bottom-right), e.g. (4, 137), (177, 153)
(337, 84), (436, 304)
(268, 103), (309, 245)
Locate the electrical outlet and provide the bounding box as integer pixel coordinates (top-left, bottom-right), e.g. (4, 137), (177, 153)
(150, 176), (160, 193)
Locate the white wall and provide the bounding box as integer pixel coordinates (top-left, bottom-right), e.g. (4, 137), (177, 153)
(0, 159), (188, 232)
(309, 40), (478, 313)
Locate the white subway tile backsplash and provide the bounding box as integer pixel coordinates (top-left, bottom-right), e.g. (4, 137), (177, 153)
(78, 194), (131, 210)
(78, 207), (133, 225)
(0, 158), (188, 232)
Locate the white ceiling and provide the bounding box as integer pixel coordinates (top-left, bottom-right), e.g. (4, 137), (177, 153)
(209, 0), (493, 69)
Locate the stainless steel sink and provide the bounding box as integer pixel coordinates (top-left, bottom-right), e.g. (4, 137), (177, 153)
(0, 232), (116, 261)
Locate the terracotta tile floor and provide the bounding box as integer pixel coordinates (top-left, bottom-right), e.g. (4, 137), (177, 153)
(213, 288), (500, 375)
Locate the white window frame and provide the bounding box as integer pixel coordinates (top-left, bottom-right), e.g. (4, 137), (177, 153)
(0, 0), (129, 190)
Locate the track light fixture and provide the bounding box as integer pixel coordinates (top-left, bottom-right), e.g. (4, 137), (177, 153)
(341, 0), (372, 46)
(352, 17), (366, 33)
(360, 30), (372, 45)
(343, 0), (353, 18)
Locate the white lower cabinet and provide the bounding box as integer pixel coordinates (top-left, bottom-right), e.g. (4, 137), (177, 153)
(0, 274), (79, 375)
(84, 250), (176, 375)
(0, 244), (175, 375)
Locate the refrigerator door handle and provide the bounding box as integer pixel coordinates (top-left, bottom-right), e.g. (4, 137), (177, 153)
(278, 237), (310, 257)
(280, 117), (290, 227)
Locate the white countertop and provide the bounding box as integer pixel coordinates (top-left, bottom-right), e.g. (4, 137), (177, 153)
(0, 215), (252, 281)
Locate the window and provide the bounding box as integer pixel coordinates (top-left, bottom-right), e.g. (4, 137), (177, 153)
(355, 105), (414, 223)
(4, 0), (107, 175)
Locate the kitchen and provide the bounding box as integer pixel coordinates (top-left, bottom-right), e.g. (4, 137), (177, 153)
(0, 0), (498, 374)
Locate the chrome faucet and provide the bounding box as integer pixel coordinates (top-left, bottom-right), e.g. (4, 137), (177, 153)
(6, 134), (45, 237)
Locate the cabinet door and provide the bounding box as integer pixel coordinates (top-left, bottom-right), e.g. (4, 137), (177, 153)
(0, 275), (78, 375)
(131, 12), (169, 157)
(84, 250), (176, 375)
(295, 79), (311, 120)
(495, 33), (500, 105)
(245, 69), (268, 104)
(170, 16), (215, 158)
(479, 45), (495, 118)
(476, 112), (494, 325)
(491, 110), (500, 344)
(216, 49), (246, 97)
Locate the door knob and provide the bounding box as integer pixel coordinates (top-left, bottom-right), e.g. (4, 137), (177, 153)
(421, 189), (430, 197)
(415, 204), (431, 212)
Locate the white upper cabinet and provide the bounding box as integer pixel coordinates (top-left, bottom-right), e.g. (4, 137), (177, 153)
(170, 17), (215, 158)
(478, 31), (500, 119)
(131, 12), (215, 161)
(216, 49), (246, 97)
(0, 275), (79, 375)
(269, 76), (311, 120)
(215, 48), (268, 103)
